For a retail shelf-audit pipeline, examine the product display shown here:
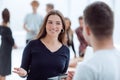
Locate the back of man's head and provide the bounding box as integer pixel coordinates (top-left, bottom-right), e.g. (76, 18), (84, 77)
(83, 1), (114, 40)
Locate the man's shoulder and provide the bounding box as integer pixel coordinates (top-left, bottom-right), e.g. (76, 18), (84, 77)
(75, 27), (80, 31)
(75, 27), (82, 33)
(77, 59), (94, 68)
(73, 61), (96, 80)
(77, 55), (99, 70)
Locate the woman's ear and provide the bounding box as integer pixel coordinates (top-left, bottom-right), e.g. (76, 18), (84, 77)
(61, 29), (64, 33)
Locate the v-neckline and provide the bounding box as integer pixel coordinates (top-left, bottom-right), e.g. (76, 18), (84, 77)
(39, 39), (63, 54)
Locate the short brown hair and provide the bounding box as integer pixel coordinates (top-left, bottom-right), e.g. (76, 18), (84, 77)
(79, 16), (83, 20)
(84, 1), (114, 39)
(2, 8), (10, 23)
(46, 3), (54, 9)
(31, 0), (39, 7)
(37, 10), (66, 44)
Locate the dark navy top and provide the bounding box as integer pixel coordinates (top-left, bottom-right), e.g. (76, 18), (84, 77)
(0, 26), (14, 76)
(21, 39), (70, 80)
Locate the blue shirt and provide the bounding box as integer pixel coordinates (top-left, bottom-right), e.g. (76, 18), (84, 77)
(21, 39), (70, 80)
(24, 13), (43, 40)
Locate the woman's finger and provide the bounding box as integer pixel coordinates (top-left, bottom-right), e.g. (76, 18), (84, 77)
(13, 67), (21, 74)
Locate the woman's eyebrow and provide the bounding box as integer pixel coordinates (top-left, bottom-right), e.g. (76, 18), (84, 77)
(47, 20), (52, 21)
(48, 20), (61, 22)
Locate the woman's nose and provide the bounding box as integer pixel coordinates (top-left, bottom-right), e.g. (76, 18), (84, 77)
(52, 23), (57, 28)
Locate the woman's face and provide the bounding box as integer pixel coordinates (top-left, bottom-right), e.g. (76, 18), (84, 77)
(65, 19), (70, 30)
(46, 15), (63, 37)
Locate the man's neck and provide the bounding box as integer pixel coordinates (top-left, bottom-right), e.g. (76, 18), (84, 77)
(92, 38), (114, 52)
(33, 11), (37, 14)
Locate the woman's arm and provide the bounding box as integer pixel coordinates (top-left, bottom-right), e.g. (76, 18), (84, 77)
(13, 41), (32, 77)
(62, 48), (70, 73)
(21, 41), (32, 71)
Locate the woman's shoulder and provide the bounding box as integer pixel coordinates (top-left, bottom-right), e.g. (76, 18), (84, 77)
(25, 39), (40, 48)
(61, 45), (70, 57)
(0, 25), (10, 29)
(0, 26), (11, 32)
(62, 44), (69, 49)
(28, 39), (41, 46)
(28, 39), (39, 43)
(62, 45), (70, 53)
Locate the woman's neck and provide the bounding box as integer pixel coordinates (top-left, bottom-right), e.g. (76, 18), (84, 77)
(42, 35), (59, 45)
(2, 22), (8, 27)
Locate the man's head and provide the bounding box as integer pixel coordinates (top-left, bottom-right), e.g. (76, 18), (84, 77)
(83, 1), (114, 44)
(78, 16), (83, 27)
(46, 3), (54, 13)
(31, 0), (39, 13)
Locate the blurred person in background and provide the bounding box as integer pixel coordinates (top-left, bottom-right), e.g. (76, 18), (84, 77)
(23, 0), (43, 44)
(0, 8), (17, 80)
(64, 17), (76, 58)
(75, 16), (88, 57)
(46, 3), (54, 13)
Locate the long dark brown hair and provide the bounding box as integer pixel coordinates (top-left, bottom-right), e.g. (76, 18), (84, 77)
(2, 8), (10, 23)
(36, 10), (66, 44)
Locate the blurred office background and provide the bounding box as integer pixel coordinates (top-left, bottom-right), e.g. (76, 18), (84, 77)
(0, 0), (120, 80)
(0, 0), (120, 44)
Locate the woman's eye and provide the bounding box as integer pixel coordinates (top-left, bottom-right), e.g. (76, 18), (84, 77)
(48, 21), (52, 24)
(56, 22), (61, 25)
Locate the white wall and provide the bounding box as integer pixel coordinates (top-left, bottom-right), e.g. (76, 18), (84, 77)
(0, 0), (120, 46)
(114, 0), (120, 45)
(0, 0), (70, 30)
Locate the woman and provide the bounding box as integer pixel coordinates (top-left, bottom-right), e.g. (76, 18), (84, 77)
(64, 17), (76, 58)
(13, 10), (70, 80)
(0, 8), (17, 80)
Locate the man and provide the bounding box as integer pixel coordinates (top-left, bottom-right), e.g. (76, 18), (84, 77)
(46, 3), (54, 13)
(75, 16), (88, 57)
(23, 0), (43, 44)
(72, 1), (120, 80)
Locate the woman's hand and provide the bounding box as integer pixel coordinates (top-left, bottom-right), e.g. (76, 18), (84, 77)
(13, 67), (27, 77)
(13, 44), (17, 49)
(66, 71), (75, 80)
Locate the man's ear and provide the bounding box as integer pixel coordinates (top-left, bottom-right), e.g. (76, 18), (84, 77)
(86, 25), (91, 36)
